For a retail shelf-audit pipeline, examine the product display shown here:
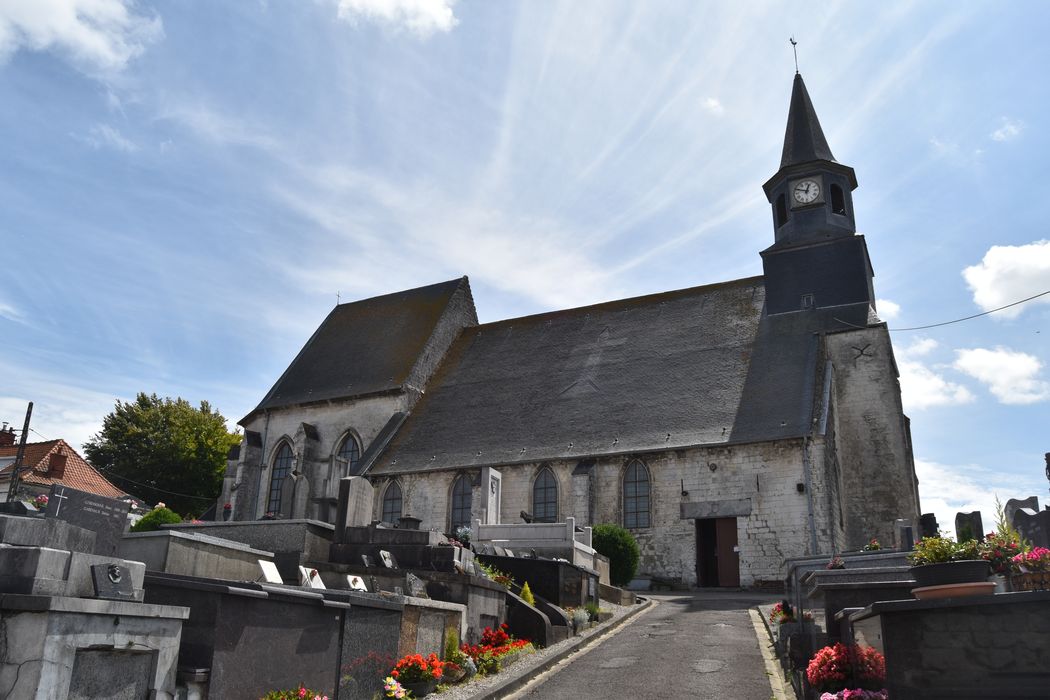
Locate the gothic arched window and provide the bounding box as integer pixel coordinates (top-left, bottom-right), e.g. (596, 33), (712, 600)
(336, 433), (361, 476)
(382, 481), (403, 524)
(623, 460), (651, 529)
(450, 475), (473, 531)
(533, 467), (558, 523)
(267, 442), (294, 515)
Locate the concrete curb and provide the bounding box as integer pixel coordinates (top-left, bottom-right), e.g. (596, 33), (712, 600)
(467, 597), (656, 700)
(748, 606), (794, 700)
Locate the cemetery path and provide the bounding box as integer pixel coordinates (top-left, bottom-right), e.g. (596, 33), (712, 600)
(512, 590), (780, 700)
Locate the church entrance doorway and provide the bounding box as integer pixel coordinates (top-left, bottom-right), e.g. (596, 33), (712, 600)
(695, 517), (740, 587)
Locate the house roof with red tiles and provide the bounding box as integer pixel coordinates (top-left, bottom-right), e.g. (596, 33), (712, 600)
(0, 439), (127, 499)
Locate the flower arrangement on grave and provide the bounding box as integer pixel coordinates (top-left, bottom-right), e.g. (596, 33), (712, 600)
(382, 676), (410, 699)
(31, 494), (49, 509)
(861, 538), (881, 551)
(460, 623), (533, 675)
(454, 525), (472, 545)
(907, 535), (981, 565)
(223, 502), (232, 511)
(979, 532), (1024, 575)
(819, 691), (888, 700)
(806, 643), (886, 694)
(827, 555), (845, 570)
(259, 684), (329, 699)
(389, 653), (445, 685)
(769, 601), (795, 625)
(477, 561), (514, 589)
(1010, 547), (1050, 591)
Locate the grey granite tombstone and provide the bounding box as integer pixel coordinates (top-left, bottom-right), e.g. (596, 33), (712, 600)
(46, 485), (129, 556)
(919, 513), (939, 539)
(335, 477), (375, 542)
(1006, 497), (1041, 527)
(1014, 509), (1050, 549)
(954, 511), (984, 542)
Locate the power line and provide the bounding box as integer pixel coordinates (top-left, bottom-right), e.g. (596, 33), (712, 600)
(836, 288), (1050, 332)
(98, 468), (218, 502)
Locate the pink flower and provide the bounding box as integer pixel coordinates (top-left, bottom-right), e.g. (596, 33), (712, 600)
(298, 687), (307, 698)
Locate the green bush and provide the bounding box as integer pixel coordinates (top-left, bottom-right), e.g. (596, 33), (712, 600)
(130, 506), (182, 533)
(592, 523), (640, 587)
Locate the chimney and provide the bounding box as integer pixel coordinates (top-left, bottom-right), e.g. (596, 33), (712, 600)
(0, 424), (14, 447)
(48, 452), (67, 479)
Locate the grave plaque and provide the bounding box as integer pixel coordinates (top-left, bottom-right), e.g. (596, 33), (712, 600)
(46, 485), (129, 556)
(361, 554), (376, 568)
(347, 575), (368, 591)
(405, 572), (429, 599)
(89, 563), (137, 602)
(379, 550), (398, 569)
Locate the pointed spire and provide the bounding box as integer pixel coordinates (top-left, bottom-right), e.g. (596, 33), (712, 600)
(780, 73), (836, 168)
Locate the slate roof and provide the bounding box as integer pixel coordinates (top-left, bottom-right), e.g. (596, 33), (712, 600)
(0, 439), (127, 499)
(372, 275), (839, 475)
(780, 73), (836, 168)
(246, 277), (471, 420)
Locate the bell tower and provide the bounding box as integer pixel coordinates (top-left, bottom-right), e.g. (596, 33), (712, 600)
(760, 73), (875, 316)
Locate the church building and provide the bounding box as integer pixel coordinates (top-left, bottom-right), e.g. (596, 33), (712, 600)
(224, 74), (921, 588)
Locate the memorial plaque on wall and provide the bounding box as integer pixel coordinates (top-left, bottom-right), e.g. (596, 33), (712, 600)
(46, 485), (130, 556)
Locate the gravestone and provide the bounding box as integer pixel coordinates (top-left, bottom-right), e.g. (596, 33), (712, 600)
(259, 560), (283, 583)
(480, 467), (502, 525)
(919, 513), (939, 539)
(1006, 496), (1040, 527)
(405, 572), (428, 598)
(379, 550), (398, 569)
(335, 477), (375, 542)
(90, 563), (137, 602)
(1013, 509), (1050, 549)
(45, 485), (129, 556)
(954, 511), (983, 542)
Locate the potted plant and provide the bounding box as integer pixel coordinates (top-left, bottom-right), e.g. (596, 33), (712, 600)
(806, 642), (886, 698)
(1010, 547), (1050, 591)
(861, 538), (881, 551)
(907, 535), (990, 592)
(389, 653), (445, 697)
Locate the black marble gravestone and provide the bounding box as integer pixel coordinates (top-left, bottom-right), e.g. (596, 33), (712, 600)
(90, 563), (137, 601)
(919, 513), (939, 539)
(1013, 509), (1050, 549)
(954, 511), (984, 542)
(45, 485), (129, 556)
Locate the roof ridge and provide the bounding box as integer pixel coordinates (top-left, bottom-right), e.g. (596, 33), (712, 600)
(473, 275), (764, 331)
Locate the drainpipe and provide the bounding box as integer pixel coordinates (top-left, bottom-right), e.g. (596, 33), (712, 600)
(801, 436), (819, 554)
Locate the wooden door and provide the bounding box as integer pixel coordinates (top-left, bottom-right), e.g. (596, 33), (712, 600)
(714, 517), (740, 587)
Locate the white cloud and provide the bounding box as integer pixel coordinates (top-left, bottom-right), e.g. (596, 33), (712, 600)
(80, 123), (137, 152)
(954, 347), (1050, 405)
(335, 0), (457, 37)
(702, 97), (724, 116)
(0, 0), (162, 77)
(876, 298), (900, 320)
(991, 117), (1023, 142)
(897, 338), (975, 410)
(962, 240), (1050, 319)
(915, 458), (1044, 540)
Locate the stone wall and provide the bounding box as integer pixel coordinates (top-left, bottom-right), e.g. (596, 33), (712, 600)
(824, 326), (920, 549)
(381, 439), (835, 587)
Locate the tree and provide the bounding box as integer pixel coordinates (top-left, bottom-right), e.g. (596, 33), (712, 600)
(84, 393), (241, 516)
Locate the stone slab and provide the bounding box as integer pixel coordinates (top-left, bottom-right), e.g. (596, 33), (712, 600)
(0, 513), (97, 553)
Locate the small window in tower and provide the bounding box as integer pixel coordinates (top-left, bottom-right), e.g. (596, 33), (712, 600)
(801, 293), (815, 310)
(775, 194), (788, 227)
(830, 184), (846, 216)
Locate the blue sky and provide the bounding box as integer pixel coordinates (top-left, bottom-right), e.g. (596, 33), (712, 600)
(1, 1), (1048, 532)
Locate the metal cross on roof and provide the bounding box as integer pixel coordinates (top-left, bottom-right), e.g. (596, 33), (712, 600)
(790, 37), (799, 74)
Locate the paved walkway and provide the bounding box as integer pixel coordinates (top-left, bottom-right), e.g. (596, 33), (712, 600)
(511, 590), (781, 700)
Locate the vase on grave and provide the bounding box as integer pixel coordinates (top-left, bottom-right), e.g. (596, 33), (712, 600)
(402, 679), (438, 697)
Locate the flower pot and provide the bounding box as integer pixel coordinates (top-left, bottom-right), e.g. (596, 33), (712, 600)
(912, 581), (996, 600)
(909, 560), (989, 588)
(1011, 571), (1050, 591)
(401, 679), (438, 697)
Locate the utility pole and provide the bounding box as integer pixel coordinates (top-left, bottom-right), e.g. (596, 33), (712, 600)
(5, 402), (33, 502)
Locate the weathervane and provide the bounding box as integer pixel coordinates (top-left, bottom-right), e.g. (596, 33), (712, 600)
(790, 36), (799, 74)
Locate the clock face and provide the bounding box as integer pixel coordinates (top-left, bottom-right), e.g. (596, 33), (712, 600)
(793, 179), (821, 204)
